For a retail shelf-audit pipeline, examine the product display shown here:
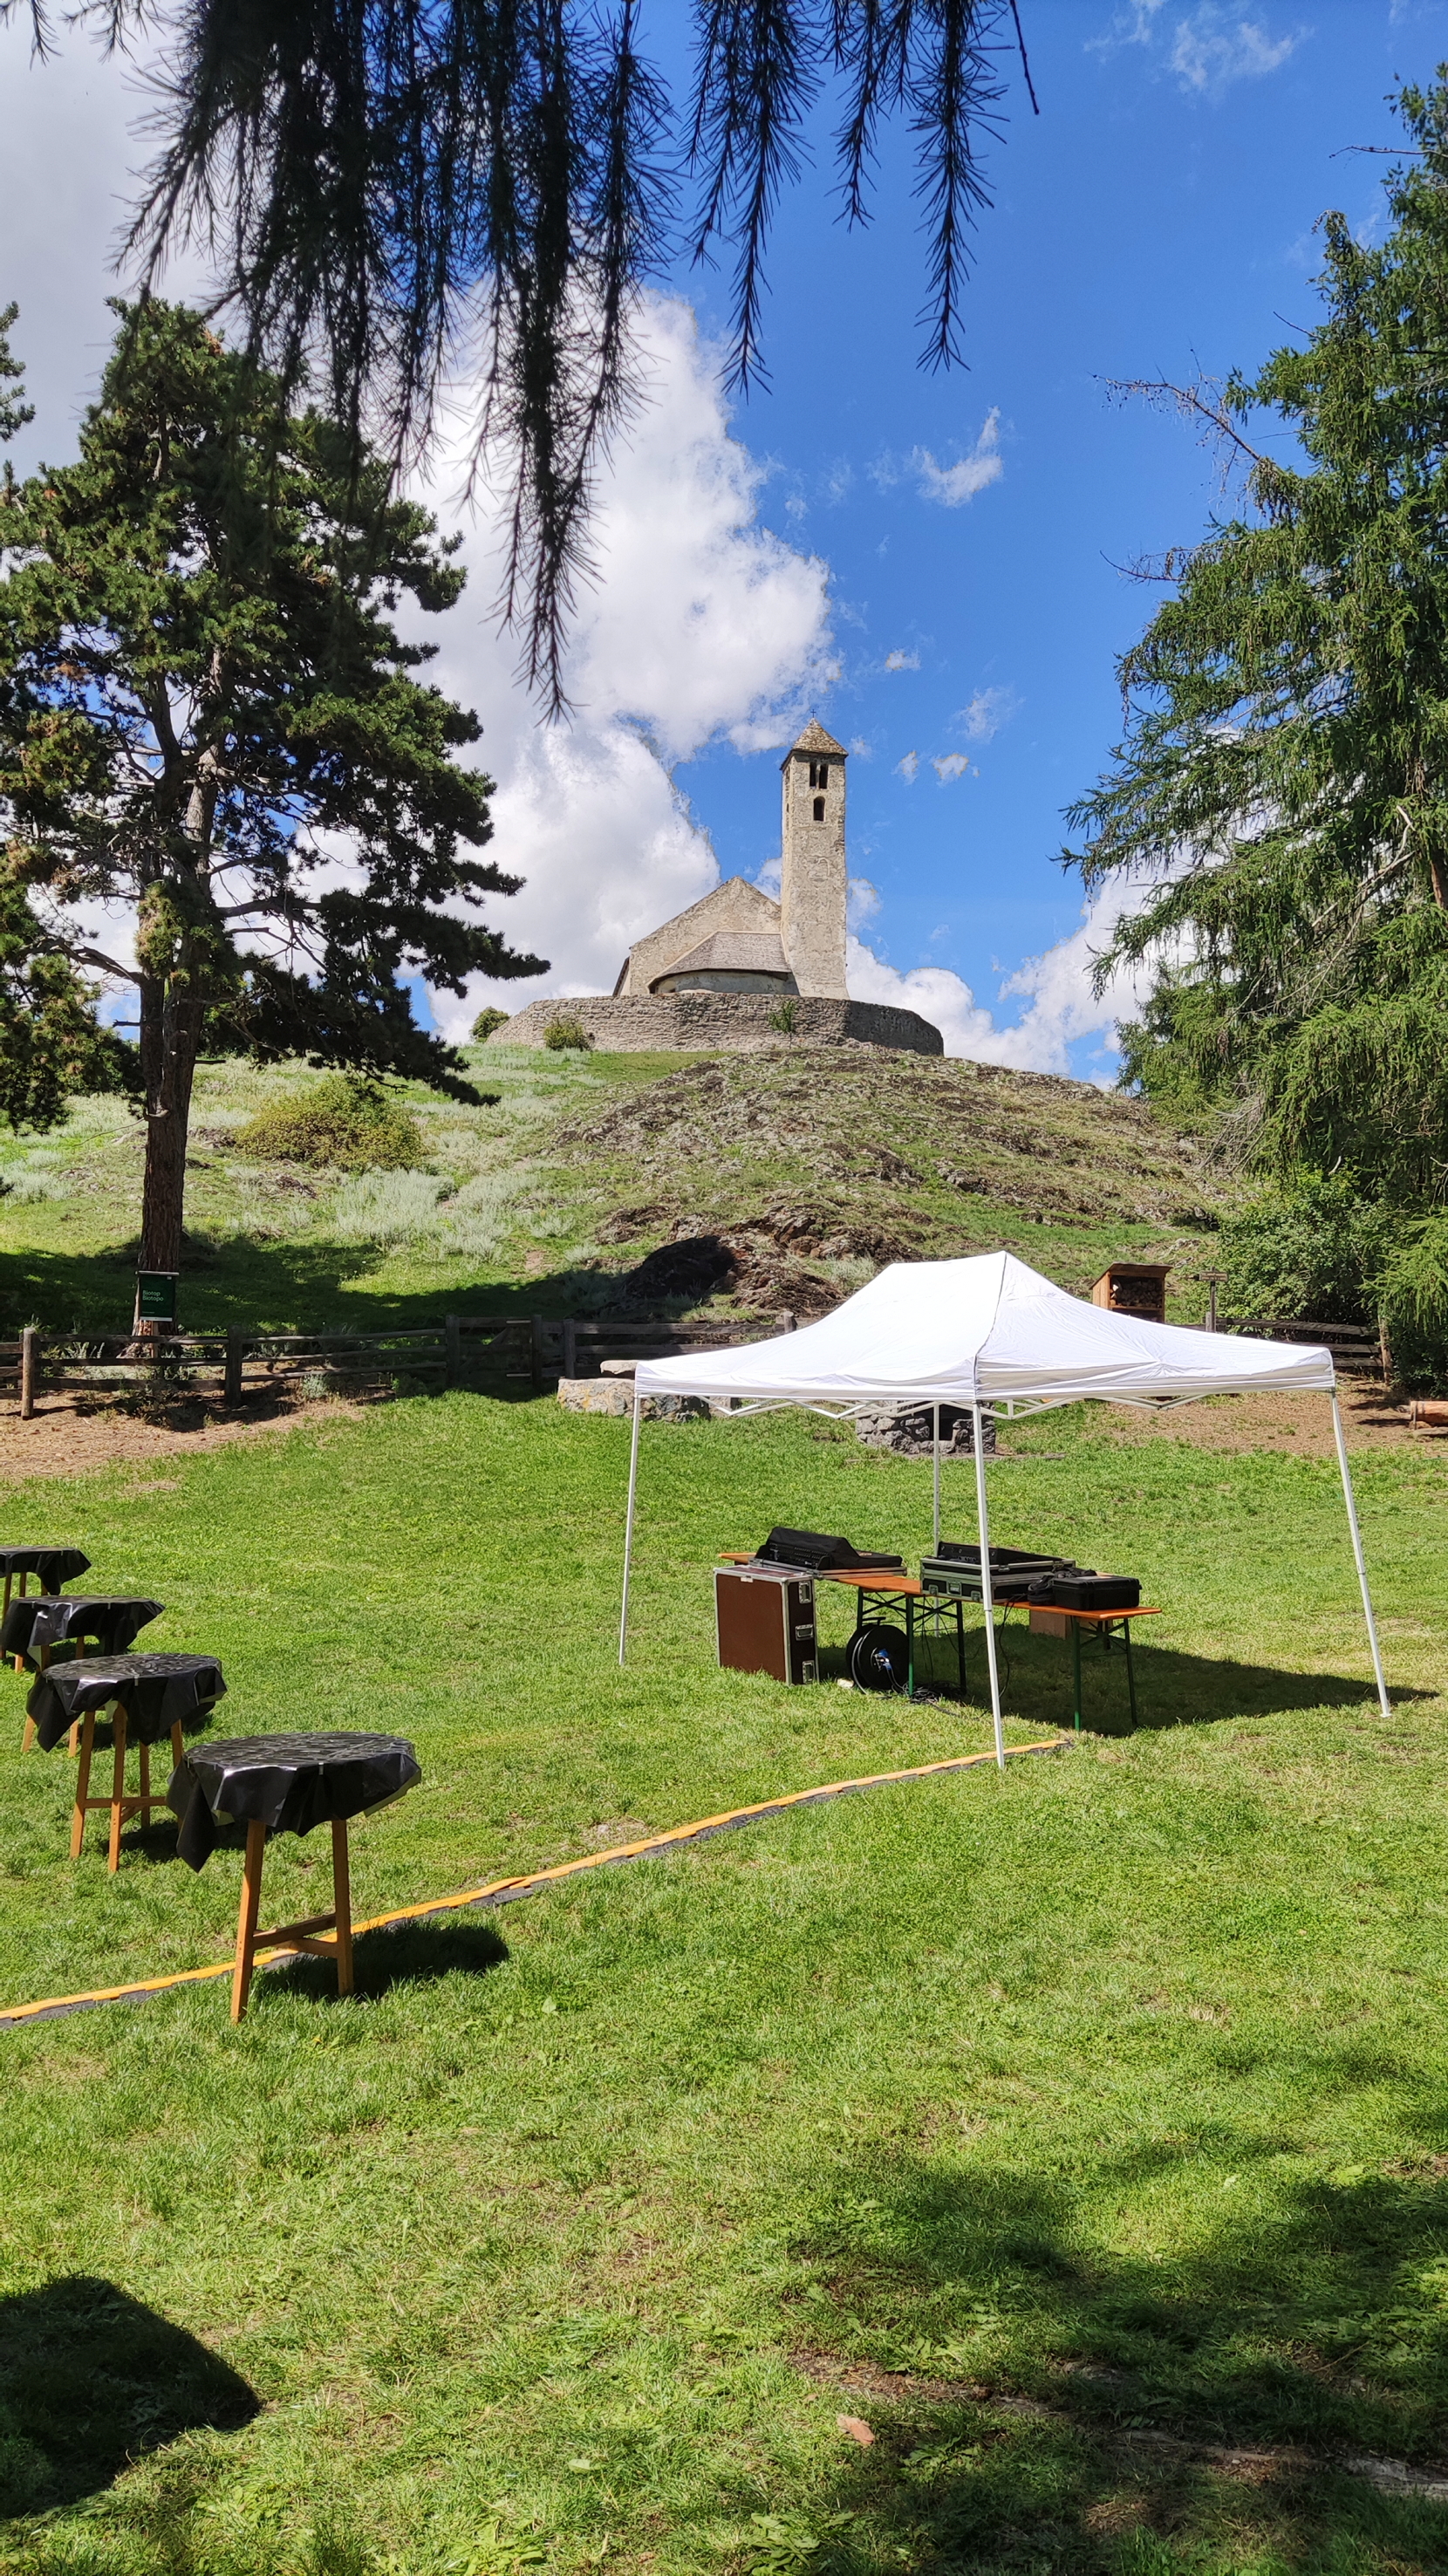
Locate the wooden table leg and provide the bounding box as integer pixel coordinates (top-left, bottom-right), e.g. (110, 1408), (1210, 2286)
(108, 1705), (129, 1872)
(331, 1816), (354, 1997)
(71, 1711), (95, 1858)
(232, 1820), (267, 2023)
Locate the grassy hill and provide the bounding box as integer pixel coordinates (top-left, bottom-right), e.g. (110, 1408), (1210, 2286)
(0, 1042), (1230, 1337)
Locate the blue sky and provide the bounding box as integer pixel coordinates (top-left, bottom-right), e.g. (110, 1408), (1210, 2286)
(1, 2), (1446, 1073)
(648, 0), (1448, 1073)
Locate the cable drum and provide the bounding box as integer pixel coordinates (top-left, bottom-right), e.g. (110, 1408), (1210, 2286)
(848, 1624), (910, 1693)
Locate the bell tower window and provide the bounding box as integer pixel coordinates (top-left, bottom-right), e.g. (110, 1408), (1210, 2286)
(808, 757), (829, 790)
(812, 796), (825, 820)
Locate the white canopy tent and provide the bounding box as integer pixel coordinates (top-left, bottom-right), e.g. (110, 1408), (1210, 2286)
(621, 1251), (1389, 1761)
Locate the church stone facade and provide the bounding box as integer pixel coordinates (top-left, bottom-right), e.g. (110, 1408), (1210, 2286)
(490, 721), (943, 1056)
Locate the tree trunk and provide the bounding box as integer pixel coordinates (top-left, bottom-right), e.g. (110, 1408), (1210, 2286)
(134, 966), (202, 1334)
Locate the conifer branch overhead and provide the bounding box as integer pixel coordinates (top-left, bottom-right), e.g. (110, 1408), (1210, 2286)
(9, 0), (1026, 714)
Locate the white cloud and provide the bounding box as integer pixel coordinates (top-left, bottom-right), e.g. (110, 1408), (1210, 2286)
(412, 295), (836, 1024)
(959, 686), (1018, 743)
(896, 750), (920, 783)
(847, 877), (883, 932)
(932, 753), (973, 782)
(1171, 10), (1300, 91)
(912, 412), (1003, 507)
(885, 648), (920, 672)
(1090, 3), (1303, 93)
(846, 875), (1156, 1077)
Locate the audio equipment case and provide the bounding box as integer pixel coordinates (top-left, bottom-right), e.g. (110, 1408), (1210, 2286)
(715, 1565), (818, 1685)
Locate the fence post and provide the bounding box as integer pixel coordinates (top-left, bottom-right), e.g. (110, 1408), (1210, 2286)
(224, 1327), (244, 1409)
(445, 1314), (463, 1389)
(562, 1318), (577, 1380)
(529, 1315), (545, 1395)
(19, 1327), (37, 1420)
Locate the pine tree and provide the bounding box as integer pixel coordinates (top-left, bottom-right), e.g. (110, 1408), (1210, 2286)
(1069, 76), (1448, 1204)
(0, 300), (543, 1314)
(0, 304), (134, 1135)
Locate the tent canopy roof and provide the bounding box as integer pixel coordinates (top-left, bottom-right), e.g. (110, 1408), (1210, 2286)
(634, 1251), (1335, 1411)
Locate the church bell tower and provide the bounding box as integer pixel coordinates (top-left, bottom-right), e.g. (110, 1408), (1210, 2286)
(780, 720), (848, 999)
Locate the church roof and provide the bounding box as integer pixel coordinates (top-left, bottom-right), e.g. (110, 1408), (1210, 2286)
(649, 932), (790, 987)
(789, 718), (846, 756)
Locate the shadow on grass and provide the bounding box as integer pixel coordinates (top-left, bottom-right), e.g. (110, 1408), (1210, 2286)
(263, 1912), (509, 2005)
(0, 2276), (258, 2516)
(0, 1232), (691, 1339)
(767, 2147), (1448, 2573)
(826, 1615), (1420, 1735)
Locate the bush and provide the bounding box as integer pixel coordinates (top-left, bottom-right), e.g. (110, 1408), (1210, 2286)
(768, 998), (800, 1035)
(1217, 1177), (1389, 1327)
(543, 1015), (592, 1052)
(470, 1007), (510, 1042)
(234, 1076), (423, 1172)
(1219, 1176), (1448, 1390)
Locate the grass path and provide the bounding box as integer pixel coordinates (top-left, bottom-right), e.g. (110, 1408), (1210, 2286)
(0, 1396), (1445, 2575)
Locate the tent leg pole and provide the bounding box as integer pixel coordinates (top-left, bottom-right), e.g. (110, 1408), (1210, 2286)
(1330, 1391), (1390, 1720)
(618, 1387), (643, 1667)
(932, 1404), (941, 1554)
(973, 1403), (1006, 1770)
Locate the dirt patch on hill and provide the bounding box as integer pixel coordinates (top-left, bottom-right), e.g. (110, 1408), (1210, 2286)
(549, 1046), (1228, 1320)
(0, 1392), (367, 1487)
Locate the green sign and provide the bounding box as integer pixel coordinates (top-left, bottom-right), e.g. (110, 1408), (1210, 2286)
(136, 1271), (180, 1326)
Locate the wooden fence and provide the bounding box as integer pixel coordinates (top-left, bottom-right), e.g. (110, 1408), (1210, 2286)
(1222, 1316), (1387, 1377)
(1, 1310), (788, 1416)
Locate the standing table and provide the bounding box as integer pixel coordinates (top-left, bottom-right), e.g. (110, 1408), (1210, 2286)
(4, 1596), (166, 1746)
(0, 1545), (90, 1628)
(24, 1651), (226, 1868)
(168, 1732), (422, 2020)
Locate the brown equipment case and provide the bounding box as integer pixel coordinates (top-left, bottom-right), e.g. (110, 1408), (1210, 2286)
(715, 1565), (819, 1685)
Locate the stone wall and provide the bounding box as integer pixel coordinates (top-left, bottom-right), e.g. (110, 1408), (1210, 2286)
(488, 992), (944, 1056)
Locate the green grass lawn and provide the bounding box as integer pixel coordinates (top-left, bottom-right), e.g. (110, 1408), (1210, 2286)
(1, 1394), (1446, 2576)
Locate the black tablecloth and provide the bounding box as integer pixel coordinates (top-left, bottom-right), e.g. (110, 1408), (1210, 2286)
(0, 1595), (164, 1668)
(167, 1731), (421, 1871)
(0, 1546), (91, 1591)
(25, 1652), (226, 1753)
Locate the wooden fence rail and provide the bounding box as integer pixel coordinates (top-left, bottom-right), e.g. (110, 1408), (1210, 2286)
(1222, 1316), (1386, 1376)
(2, 1310), (781, 1411)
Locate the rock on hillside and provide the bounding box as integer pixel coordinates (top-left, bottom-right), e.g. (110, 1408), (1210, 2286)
(547, 1046), (1227, 1321)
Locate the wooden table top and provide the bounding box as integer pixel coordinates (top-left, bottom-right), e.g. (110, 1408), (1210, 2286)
(718, 1554), (1160, 1618)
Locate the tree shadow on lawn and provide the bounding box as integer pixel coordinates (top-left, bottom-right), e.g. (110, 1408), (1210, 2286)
(261, 1911), (509, 2005)
(0, 2276), (258, 2517)
(0, 1235), (673, 1339)
(768, 2137), (1448, 2573)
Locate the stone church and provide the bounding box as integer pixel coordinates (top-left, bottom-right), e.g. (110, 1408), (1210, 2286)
(491, 721), (943, 1054)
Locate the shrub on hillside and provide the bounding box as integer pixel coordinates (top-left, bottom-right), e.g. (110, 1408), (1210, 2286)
(234, 1076), (423, 1170)
(543, 1015), (592, 1051)
(471, 1008), (510, 1042)
(1219, 1177), (1448, 1389)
